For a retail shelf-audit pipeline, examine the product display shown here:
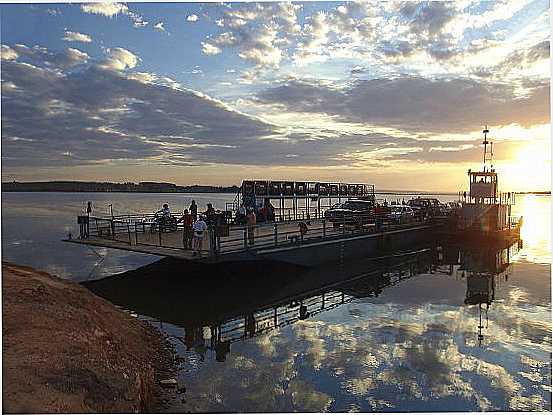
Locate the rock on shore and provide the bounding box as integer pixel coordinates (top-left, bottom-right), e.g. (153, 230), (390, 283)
(2, 262), (175, 413)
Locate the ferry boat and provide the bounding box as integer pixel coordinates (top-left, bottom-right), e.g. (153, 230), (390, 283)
(456, 127), (522, 242)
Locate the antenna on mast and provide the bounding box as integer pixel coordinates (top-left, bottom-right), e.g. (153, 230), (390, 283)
(482, 125), (493, 171)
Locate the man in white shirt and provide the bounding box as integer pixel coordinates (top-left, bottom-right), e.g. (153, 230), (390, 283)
(192, 215), (208, 256)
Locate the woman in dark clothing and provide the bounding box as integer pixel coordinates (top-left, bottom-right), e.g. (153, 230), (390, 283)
(190, 200), (198, 222)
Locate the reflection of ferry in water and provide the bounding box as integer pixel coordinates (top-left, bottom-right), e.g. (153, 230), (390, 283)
(86, 238), (520, 361)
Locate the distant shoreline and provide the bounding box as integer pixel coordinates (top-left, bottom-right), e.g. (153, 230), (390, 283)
(1, 181), (549, 196)
(1, 181), (239, 194)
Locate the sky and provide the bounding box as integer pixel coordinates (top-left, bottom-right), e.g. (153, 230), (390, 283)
(0, 0), (550, 191)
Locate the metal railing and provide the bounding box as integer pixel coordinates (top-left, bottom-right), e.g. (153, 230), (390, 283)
(458, 191), (516, 205)
(79, 208), (448, 258)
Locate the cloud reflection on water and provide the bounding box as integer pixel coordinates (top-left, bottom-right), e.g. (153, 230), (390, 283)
(171, 265), (550, 412)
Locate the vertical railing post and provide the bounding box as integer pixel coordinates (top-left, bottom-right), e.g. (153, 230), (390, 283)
(182, 224), (186, 249)
(135, 222), (138, 245)
(110, 219), (115, 240)
(323, 218), (326, 238)
(274, 223), (278, 246)
(158, 229), (162, 246)
(127, 223), (131, 245)
(209, 226), (216, 256)
(243, 227), (248, 249)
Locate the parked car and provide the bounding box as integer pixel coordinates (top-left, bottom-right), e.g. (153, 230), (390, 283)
(407, 197), (442, 219)
(445, 201), (462, 213)
(390, 205), (415, 223)
(324, 199), (376, 227)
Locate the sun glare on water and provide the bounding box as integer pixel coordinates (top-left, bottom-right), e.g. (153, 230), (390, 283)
(513, 194), (551, 264)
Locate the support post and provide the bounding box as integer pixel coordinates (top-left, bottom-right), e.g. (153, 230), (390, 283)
(182, 224), (186, 248)
(317, 197), (321, 218)
(323, 219), (326, 238)
(209, 226), (216, 256)
(274, 223), (278, 246)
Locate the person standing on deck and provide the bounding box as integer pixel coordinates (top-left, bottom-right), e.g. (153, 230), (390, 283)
(204, 203), (216, 225)
(178, 209), (193, 249)
(192, 215), (207, 256)
(266, 199), (275, 222)
(246, 209), (256, 246)
(190, 200), (198, 222)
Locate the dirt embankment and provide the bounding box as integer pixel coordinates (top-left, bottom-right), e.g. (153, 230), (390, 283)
(2, 262), (176, 413)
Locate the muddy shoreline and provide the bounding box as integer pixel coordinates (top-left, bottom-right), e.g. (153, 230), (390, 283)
(2, 262), (176, 413)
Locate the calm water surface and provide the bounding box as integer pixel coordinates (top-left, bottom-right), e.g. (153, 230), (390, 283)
(2, 192), (551, 412)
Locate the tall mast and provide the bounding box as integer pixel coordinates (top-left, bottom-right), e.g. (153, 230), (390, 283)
(482, 126), (493, 172)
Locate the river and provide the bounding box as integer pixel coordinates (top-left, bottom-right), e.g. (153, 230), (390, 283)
(1, 192), (551, 411)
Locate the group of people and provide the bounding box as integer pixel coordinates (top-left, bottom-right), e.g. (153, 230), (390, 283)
(236, 199), (275, 225)
(156, 200), (215, 256)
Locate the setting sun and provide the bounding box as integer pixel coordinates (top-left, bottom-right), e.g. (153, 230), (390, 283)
(500, 140), (551, 192)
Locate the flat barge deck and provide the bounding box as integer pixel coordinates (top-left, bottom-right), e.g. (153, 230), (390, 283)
(66, 215), (447, 266)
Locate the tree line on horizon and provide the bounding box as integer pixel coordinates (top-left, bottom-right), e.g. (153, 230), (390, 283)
(1, 180), (241, 193)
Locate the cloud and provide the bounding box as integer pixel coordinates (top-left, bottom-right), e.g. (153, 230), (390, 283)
(203, 22), (283, 67)
(80, 2), (128, 17)
(81, 2), (147, 28)
(201, 3), (301, 68)
(500, 40), (550, 69)
(98, 47), (139, 71)
(472, 41), (551, 78)
(186, 14), (198, 22)
(201, 42), (221, 56)
(65, 48), (90, 65)
(0, 43), (277, 169)
(1, 45), (18, 61)
(399, 1), (456, 36)
(256, 76), (550, 134)
(153, 22), (166, 32)
(1, 44), (423, 170)
(6, 44), (88, 68)
(292, 2), (376, 65)
(62, 30), (92, 43)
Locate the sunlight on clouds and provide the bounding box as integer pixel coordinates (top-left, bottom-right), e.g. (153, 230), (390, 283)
(1, 44), (18, 60)
(62, 30), (92, 43)
(202, 42), (221, 56)
(98, 47), (138, 71)
(81, 2), (128, 18)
